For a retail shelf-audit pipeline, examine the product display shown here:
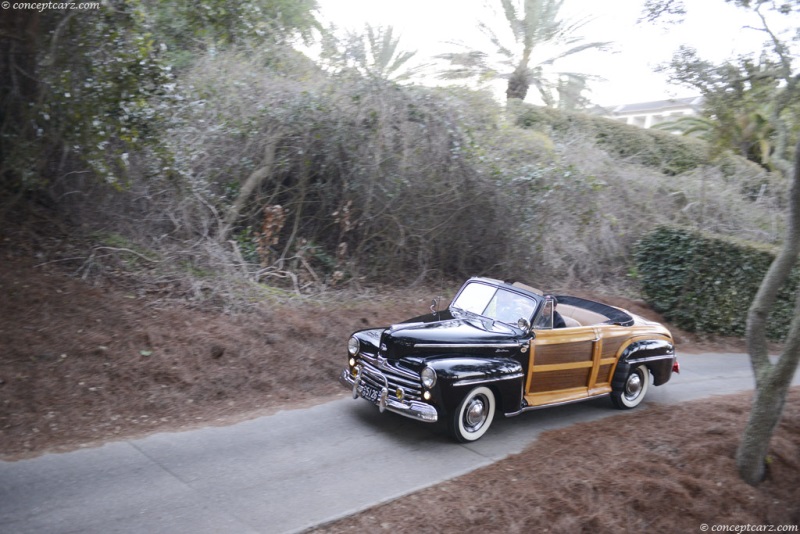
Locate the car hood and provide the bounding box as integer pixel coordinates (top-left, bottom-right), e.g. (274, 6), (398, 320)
(380, 311), (524, 360)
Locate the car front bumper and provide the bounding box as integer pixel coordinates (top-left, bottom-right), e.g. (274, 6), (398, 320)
(339, 369), (438, 423)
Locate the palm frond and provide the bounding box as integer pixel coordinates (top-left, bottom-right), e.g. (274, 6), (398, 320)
(540, 41), (612, 65)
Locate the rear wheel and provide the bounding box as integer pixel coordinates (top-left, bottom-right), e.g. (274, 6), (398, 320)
(449, 386), (496, 442)
(611, 364), (650, 409)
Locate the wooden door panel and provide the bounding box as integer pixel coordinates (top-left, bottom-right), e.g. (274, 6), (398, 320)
(533, 340), (594, 365)
(527, 367), (591, 393)
(525, 328), (598, 405)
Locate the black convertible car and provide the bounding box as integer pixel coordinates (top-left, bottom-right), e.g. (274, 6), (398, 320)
(339, 277), (679, 442)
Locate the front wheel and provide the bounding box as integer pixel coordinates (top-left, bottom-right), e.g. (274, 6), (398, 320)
(449, 386), (496, 442)
(611, 364), (650, 409)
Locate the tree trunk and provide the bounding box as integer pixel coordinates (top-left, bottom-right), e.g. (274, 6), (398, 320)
(506, 66), (530, 101)
(737, 139), (800, 485)
(736, 369), (793, 483)
(0, 11), (41, 190)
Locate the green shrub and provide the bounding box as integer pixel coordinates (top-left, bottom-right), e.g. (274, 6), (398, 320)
(634, 226), (798, 340)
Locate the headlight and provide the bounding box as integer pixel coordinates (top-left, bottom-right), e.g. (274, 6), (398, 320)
(421, 366), (436, 389)
(348, 336), (360, 356)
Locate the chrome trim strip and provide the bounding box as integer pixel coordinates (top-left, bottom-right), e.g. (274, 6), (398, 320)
(453, 372), (524, 387)
(505, 393), (611, 417)
(626, 355), (675, 364)
(414, 342), (522, 349)
(389, 322), (424, 333)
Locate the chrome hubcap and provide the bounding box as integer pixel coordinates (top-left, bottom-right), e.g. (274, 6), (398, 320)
(465, 397), (486, 429)
(625, 372), (642, 399)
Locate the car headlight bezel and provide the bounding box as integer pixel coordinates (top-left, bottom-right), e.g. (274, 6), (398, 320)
(421, 366), (436, 389)
(347, 336), (360, 356)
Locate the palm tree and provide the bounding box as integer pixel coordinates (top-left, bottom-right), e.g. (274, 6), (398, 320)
(319, 24), (424, 82)
(437, 0), (610, 107)
(654, 105), (776, 169)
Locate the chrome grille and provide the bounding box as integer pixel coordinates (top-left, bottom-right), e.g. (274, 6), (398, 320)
(358, 360), (422, 401)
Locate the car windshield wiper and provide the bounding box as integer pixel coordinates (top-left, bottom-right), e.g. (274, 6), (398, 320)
(451, 306), (498, 329)
(452, 306), (483, 318)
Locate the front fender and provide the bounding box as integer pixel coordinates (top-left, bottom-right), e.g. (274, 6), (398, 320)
(427, 356), (524, 417)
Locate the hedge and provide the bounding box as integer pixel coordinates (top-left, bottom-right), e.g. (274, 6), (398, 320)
(634, 226), (799, 340)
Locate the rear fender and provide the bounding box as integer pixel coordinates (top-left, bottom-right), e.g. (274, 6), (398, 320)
(616, 339), (676, 387)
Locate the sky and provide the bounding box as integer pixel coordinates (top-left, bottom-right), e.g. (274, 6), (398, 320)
(314, 0), (797, 106)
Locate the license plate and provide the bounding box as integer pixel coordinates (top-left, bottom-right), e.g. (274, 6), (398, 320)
(360, 384), (381, 403)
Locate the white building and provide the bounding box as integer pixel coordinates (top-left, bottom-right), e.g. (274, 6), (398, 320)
(600, 96), (704, 129)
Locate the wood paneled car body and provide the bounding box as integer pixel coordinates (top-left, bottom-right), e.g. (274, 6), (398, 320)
(339, 277), (679, 441)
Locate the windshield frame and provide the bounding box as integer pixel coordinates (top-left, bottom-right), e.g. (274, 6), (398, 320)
(450, 279), (542, 327)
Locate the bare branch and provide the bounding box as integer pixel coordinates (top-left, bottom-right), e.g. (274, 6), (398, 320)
(91, 246), (161, 264)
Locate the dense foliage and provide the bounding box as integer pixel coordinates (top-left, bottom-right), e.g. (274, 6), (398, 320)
(635, 226), (799, 340)
(0, 0), (788, 311)
(514, 104), (750, 176)
(0, 0), (320, 194)
(1, 5), (169, 190)
(69, 51), (778, 301)
(167, 60), (515, 283)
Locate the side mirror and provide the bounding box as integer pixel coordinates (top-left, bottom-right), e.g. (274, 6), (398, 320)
(430, 296), (441, 315)
(517, 317), (531, 333)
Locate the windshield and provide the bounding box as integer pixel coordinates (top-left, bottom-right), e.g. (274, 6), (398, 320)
(451, 282), (538, 325)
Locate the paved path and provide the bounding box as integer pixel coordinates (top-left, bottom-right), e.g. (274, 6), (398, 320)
(2, 353), (798, 534)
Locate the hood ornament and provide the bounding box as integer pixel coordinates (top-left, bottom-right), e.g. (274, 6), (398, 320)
(430, 296), (442, 317)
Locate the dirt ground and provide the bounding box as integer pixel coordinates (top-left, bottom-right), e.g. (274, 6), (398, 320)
(0, 244), (431, 458)
(1, 238), (797, 531)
